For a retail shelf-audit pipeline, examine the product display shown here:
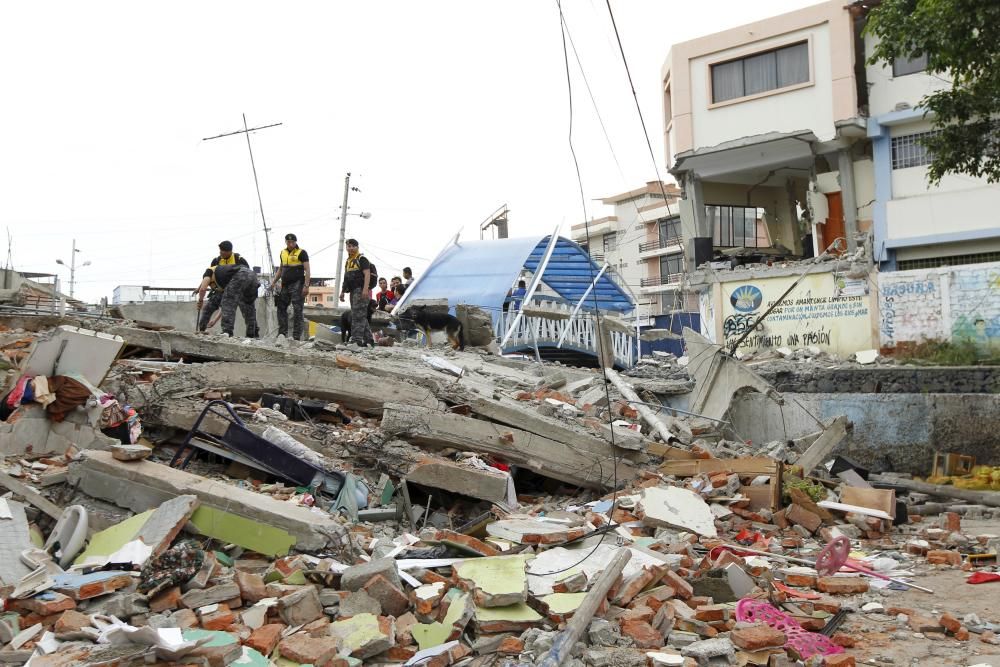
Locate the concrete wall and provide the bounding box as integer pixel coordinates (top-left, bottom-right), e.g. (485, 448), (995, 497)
(730, 391), (1000, 475)
(864, 36), (949, 118)
(701, 266), (877, 357)
(663, 0), (857, 160)
(878, 261), (1000, 352)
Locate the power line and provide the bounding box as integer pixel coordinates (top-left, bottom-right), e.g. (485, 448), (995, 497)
(527, 0), (622, 578)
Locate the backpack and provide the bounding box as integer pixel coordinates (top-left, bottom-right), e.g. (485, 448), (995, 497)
(367, 262), (378, 289)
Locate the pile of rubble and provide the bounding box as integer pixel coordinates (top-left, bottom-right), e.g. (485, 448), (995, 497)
(0, 315), (996, 667)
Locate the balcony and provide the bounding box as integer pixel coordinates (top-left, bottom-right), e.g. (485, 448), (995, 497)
(638, 236), (684, 259)
(640, 273), (682, 290)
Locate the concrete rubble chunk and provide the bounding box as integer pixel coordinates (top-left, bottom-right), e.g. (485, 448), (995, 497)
(327, 613), (396, 659)
(341, 557), (403, 592)
(110, 444), (152, 461)
(278, 586), (324, 626)
(407, 458), (514, 507)
(340, 590), (383, 618)
(680, 637), (736, 664)
(486, 518), (590, 545)
(453, 554), (530, 607)
(180, 581), (241, 609)
(68, 451), (348, 555)
(641, 486), (718, 538)
(381, 402), (638, 489)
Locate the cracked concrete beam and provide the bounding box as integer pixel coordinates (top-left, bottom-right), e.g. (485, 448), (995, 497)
(137, 361), (443, 416)
(68, 451), (349, 554)
(380, 402), (637, 490)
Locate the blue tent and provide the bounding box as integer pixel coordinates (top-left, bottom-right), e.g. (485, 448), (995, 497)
(395, 234), (635, 317)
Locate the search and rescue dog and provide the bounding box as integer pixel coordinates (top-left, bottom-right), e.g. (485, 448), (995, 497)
(397, 305), (465, 351)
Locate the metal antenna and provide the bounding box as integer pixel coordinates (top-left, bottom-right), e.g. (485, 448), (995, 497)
(203, 114), (282, 279)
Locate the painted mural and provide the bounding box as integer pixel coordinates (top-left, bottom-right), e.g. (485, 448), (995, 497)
(716, 271), (874, 356)
(878, 261), (1000, 352)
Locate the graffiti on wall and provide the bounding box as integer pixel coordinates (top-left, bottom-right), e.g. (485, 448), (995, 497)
(878, 263), (1000, 351)
(718, 272), (874, 355)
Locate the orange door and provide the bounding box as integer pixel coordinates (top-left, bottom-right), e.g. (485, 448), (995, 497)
(822, 192), (846, 254)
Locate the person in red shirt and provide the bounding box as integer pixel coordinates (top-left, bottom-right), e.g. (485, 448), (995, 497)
(375, 277), (396, 311)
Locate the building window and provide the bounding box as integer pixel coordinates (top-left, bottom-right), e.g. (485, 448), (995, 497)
(711, 41), (809, 103)
(707, 205), (767, 248)
(603, 234), (617, 253)
(327, 295), (335, 302)
(897, 251), (1000, 271)
(893, 53), (928, 77)
(891, 131), (939, 169)
(658, 216), (682, 244)
(659, 254), (683, 282)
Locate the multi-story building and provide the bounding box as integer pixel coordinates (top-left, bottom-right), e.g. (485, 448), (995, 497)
(864, 30), (1000, 270)
(570, 181), (695, 350)
(662, 0), (874, 269)
(659, 0), (1000, 358)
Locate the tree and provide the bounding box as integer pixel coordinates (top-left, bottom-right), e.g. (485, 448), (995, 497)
(865, 0), (1000, 184)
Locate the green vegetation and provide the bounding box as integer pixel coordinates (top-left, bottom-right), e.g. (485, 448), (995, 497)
(896, 339), (1000, 366)
(866, 0), (1000, 184)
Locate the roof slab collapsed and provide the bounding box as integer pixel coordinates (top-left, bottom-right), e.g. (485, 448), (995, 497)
(0, 314), (995, 667)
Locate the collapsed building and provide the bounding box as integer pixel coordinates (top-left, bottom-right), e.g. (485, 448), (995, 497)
(0, 310), (995, 667)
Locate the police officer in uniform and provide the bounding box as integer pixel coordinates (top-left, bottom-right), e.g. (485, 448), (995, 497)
(196, 241), (253, 334)
(339, 238), (373, 346)
(196, 261), (259, 337)
(269, 233), (310, 340)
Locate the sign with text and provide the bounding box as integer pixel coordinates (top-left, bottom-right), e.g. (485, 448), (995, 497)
(718, 271), (874, 356)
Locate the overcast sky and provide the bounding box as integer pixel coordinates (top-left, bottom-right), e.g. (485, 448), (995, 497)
(1, 0), (814, 303)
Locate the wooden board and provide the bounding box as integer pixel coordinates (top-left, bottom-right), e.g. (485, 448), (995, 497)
(658, 457), (782, 511)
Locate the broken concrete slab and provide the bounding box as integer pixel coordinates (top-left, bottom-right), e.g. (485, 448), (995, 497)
(453, 554), (531, 607)
(180, 582), (241, 609)
(0, 404), (119, 457)
(0, 500), (34, 588)
(485, 518), (591, 545)
(683, 327), (783, 422)
(473, 602), (543, 633)
(406, 457), (514, 508)
(68, 450), (348, 555)
(341, 557), (404, 592)
(381, 402), (637, 490)
(22, 325), (124, 387)
(135, 361), (443, 417)
(278, 586), (323, 626)
(327, 613), (395, 659)
(50, 571), (134, 601)
(466, 395), (646, 458)
(526, 543), (679, 597)
(74, 494), (198, 567)
(795, 416), (849, 476)
(410, 592), (474, 650)
(640, 486), (718, 538)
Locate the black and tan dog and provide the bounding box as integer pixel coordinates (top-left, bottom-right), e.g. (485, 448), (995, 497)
(340, 300), (378, 344)
(398, 305), (465, 350)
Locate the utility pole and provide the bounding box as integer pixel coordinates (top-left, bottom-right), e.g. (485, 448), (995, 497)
(69, 239), (77, 298)
(203, 115), (282, 281)
(333, 172), (359, 298)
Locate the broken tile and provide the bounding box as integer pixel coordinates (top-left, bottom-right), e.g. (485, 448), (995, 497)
(453, 554), (530, 607)
(327, 613), (396, 659)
